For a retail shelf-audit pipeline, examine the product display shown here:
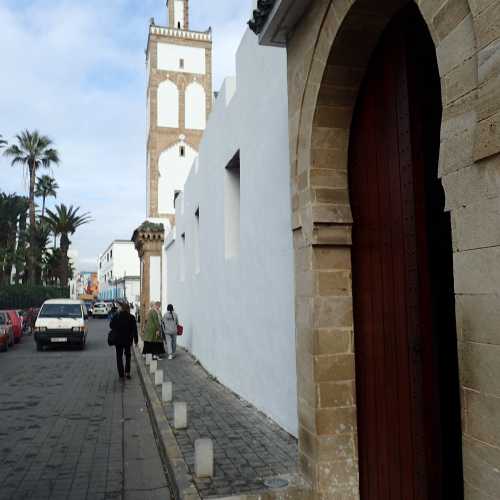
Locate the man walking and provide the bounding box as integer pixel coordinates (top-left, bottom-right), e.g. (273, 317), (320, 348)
(110, 302), (138, 379)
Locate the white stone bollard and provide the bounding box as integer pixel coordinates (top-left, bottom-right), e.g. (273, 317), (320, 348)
(162, 382), (173, 402)
(145, 353), (152, 366)
(195, 438), (214, 478)
(155, 369), (163, 386)
(150, 360), (157, 374)
(174, 402), (188, 429)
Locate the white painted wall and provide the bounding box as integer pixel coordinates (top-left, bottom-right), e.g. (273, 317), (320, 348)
(164, 31), (297, 435)
(158, 141), (197, 215)
(185, 82), (206, 130)
(157, 80), (179, 128)
(150, 255), (162, 303)
(157, 43), (206, 75)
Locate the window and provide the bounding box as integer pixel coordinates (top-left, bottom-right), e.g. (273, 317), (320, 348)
(179, 58), (184, 69)
(110, 250), (113, 259)
(177, 21), (181, 29)
(194, 208), (200, 274)
(180, 145), (185, 157)
(224, 151), (240, 259)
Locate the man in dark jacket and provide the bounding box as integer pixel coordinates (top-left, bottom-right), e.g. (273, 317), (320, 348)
(110, 302), (138, 380)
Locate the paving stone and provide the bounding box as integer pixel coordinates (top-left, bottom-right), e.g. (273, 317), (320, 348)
(153, 348), (297, 497)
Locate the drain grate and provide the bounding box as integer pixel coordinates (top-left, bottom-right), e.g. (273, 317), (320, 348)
(264, 478), (289, 489)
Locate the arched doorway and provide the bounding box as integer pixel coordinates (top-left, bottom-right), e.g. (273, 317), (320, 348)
(349, 4), (463, 499)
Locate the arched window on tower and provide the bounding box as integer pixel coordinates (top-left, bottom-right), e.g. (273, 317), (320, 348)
(157, 80), (179, 128)
(185, 82), (206, 130)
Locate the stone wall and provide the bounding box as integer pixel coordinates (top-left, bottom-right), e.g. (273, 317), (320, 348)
(285, 0), (500, 498)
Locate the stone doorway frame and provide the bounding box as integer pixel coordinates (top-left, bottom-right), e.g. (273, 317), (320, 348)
(287, 0), (491, 497)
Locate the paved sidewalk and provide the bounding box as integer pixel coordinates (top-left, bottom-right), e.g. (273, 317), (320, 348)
(147, 348), (298, 498)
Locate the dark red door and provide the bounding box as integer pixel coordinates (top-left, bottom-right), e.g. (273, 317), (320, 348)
(349, 4), (463, 499)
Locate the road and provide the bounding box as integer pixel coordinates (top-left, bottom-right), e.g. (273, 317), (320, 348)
(0, 319), (173, 500)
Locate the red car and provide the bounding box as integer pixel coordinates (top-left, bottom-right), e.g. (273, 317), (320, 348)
(1, 310), (22, 344)
(0, 314), (9, 352)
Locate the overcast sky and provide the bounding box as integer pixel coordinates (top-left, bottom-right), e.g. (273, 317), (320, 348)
(0, 0), (253, 271)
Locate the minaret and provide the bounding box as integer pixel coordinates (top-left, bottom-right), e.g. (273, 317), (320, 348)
(145, 0), (212, 221)
(167, 0), (189, 30)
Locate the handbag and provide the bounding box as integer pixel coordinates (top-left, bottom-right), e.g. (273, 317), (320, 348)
(177, 324), (184, 336)
(107, 330), (118, 346)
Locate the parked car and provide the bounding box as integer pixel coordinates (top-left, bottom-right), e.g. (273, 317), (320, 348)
(92, 302), (108, 318)
(34, 299), (88, 351)
(0, 312), (13, 352)
(0, 310), (22, 344)
(0, 311), (14, 347)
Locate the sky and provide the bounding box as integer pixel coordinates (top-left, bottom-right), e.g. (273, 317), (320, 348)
(0, 0), (253, 271)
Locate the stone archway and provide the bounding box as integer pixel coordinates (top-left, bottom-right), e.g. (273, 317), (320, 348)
(288, 0), (481, 498)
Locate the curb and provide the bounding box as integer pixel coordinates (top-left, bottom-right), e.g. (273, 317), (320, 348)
(133, 345), (202, 500)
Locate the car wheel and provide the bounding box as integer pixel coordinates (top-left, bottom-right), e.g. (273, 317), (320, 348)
(36, 342), (43, 352)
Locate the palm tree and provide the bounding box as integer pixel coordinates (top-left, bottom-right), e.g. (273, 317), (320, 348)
(30, 223), (51, 284)
(44, 204), (92, 287)
(0, 135), (6, 150)
(35, 175), (59, 218)
(3, 130), (60, 284)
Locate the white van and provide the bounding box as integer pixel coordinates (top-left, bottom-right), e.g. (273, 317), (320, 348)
(34, 299), (88, 351)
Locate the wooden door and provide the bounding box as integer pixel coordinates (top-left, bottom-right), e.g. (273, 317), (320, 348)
(348, 4), (463, 499)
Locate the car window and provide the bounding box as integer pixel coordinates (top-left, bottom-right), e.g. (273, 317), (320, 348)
(39, 304), (83, 319)
(0, 314), (5, 325)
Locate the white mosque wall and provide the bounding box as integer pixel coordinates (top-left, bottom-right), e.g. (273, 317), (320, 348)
(164, 30), (297, 436)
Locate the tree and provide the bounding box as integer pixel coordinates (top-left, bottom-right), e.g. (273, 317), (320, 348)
(0, 193), (28, 285)
(35, 175), (59, 219)
(0, 135), (6, 150)
(3, 130), (60, 284)
(44, 204), (91, 287)
(30, 223), (51, 285)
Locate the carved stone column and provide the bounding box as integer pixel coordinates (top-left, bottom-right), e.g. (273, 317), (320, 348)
(132, 222), (165, 337)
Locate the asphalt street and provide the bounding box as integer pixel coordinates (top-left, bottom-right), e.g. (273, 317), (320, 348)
(0, 319), (172, 500)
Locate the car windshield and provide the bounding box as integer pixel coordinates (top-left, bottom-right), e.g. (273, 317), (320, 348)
(39, 304), (82, 319)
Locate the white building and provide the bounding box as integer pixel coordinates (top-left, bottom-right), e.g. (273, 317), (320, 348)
(164, 31), (297, 435)
(98, 241), (140, 302)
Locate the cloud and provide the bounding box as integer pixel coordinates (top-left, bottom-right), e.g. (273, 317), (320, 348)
(0, 0), (252, 271)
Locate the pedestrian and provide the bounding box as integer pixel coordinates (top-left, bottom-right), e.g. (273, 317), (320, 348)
(109, 302), (138, 380)
(109, 302), (118, 320)
(142, 301), (165, 360)
(162, 304), (179, 360)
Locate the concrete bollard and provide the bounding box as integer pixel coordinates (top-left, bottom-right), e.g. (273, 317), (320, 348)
(145, 353), (152, 366)
(162, 382), (173, 402)
(174, 402), (188, 429)
(155, 369), (163, 386)
(150, 360), (157, 374)
(195, 438), (214, 478)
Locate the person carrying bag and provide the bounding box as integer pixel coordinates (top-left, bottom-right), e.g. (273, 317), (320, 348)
(162, 304), (180, 360)
(109, 302), (138, 380)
